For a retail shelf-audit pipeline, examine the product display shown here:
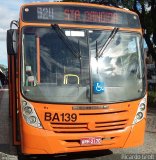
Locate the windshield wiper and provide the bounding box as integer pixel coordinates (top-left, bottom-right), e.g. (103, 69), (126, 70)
(96, 27), (119, 59)
(51, 24), (81, 59)
(52, 24), (83, 77)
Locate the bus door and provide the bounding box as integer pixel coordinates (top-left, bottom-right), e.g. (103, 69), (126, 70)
(7, 28), (20, 145)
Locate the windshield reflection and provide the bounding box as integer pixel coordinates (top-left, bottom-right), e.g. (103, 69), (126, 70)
(21, 27), (145, 103)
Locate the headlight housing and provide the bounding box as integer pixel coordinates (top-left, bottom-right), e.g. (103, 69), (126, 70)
(23, 106), (33, 115)
(132, 95), (147, 124)
(21, 99), (42, 128)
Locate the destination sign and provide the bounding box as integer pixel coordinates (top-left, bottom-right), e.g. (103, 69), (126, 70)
(22, 5), (140, 28)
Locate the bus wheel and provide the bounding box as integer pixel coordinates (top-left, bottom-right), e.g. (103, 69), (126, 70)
(18, 154), (30, 160)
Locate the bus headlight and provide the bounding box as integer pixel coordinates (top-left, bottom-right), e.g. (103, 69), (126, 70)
(21, 100), (42, 128)
(132, 95), (147, 124)
(139, 103), (145, 111)
(28, 116), (37, 124)
(136, 112), (143, 120)
(23, 106), (33, 115)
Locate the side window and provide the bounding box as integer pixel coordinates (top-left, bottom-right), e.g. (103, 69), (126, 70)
(126, 37), (139, 76)
(128, 38), (137, 54)
(24, 35), (37, 86)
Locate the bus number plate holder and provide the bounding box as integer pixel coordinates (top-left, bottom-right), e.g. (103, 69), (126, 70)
(80, 137), (102, 146)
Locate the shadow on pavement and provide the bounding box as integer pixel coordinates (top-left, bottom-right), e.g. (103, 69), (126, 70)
(18, 149), (113, 160)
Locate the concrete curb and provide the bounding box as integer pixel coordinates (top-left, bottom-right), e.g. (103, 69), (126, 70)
(0, 152), (17, 160)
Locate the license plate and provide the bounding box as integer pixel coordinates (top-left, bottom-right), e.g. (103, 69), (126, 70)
(80, 137), (102, 146)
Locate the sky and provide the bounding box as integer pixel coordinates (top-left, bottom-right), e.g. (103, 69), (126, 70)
(0, 0), (20, 66)
(0, 0), (54, 66)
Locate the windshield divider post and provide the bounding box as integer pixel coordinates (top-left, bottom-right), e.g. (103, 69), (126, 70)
(87, 30), (93, 103)
(36, 36), (40, 83)
(78, 40), (82, 77)
(96, 40), (98, 60)
(96, 40), (99, 74)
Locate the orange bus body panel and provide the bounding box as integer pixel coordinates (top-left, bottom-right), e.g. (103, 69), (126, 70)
(18, 98), (146, 154)
(8, 55), (12, 118)
(124, 119), (146, 148)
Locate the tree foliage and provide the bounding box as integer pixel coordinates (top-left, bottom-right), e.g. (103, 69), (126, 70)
(0, 64), (8, 76)
(62, 0), (156, 61)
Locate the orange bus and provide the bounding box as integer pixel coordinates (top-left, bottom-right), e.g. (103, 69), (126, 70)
(7, 2), (147, 156)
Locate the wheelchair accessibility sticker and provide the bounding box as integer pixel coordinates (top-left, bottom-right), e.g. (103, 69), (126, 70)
(93, 82), (104, 94)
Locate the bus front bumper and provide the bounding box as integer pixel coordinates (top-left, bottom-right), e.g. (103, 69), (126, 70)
(20, 119), (146, 155)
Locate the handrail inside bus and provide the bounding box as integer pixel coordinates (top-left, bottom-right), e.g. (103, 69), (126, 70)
(63, 74), (80, 85)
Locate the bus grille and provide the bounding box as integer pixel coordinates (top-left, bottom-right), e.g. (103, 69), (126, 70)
(50, 119), (128, 133)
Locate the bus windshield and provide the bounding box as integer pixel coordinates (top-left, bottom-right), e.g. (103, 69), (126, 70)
(21, 26), (145, 103)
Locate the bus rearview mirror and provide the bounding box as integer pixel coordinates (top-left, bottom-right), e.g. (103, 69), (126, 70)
(7, 29), (18, 55)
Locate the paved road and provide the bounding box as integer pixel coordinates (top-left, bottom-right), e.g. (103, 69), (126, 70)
(0, 88), (156, 160)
